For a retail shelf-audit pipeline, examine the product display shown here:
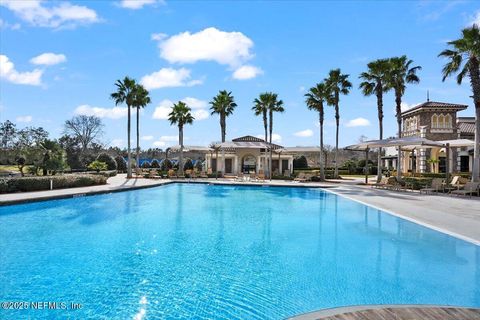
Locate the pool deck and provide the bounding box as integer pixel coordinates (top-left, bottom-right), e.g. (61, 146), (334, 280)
(1, 174), (479, 244)
(289, 305), (480, 320)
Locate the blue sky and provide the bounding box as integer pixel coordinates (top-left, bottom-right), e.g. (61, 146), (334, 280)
(1, 0), (479, 149)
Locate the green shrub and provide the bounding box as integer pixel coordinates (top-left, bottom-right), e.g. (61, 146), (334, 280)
(184, 159), (194, 171)
(96, 153), (117, 170)
(0, 174), (107, 193)
(88, 161), (108, 172)
(115, 156), (127, 172)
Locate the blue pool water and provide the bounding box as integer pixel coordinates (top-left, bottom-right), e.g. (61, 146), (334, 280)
(0, 184), (479, 319)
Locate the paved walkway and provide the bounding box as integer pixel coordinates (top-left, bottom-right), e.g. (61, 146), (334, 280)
(1, 174), (479, 244)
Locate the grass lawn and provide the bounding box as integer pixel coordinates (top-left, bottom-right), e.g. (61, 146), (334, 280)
(0, 165), (20, 173)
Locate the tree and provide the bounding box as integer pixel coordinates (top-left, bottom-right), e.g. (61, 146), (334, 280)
(15, 155), (26, 176)
(305, 82), (328, 181)
(0, 120), (17, 149)
(439, 24), (480, 181)
(110, 76), (137, 178)
(96, 153), (117, 170)
(252, 93), (272, 175)
(359, 58), (391, 182)
(88, 160), (108, 172)
(168, 101), (194, 176)
(210, 90), (237, 174)
(39, 139), (67, 175)
(64, 115), (104, 153)
(115, 155), (127, 172)
(132, 84), (151, 170)
(58, 134), (82, 170)
(386, 56), (421, 178)
(267, 93), (284, 179)
(325, 68), (352, 178)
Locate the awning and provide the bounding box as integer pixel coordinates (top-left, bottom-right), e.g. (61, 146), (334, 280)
(345, 136), (444, 151)
(168, 145), (212, 152)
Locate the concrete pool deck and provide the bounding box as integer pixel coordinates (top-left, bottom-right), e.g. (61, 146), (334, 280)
(1, 174), (479, 244)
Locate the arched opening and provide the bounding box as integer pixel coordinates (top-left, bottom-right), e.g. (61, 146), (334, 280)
(242, 154), (257, 173)
(438, 114), (445, 128)
(445, 114), (452, 128)
(431, 114), (438, 128)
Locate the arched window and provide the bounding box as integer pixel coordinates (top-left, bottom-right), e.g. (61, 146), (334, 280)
(445, 114), (452, 128)
(438, 114), (445, 128)
(432, 114), (438, 128)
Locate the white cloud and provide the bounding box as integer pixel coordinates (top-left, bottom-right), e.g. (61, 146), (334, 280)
(232, 65), (263, 80)
(400, 102), (419, 112)
(119, 0), (164, 10)
(256, 133), (282, 143)
(156, 27), (254, 67)
(345, 118), (371, 127)
(30, 53), (66, 65)
(470, 10), (480, 27)
(299, 86), (305, 92)
(110, 139), (124, 148)
(192, 109), (209, 120)
(140, 67), (202, 90)
(141, 135), (154, 141)
(0, 18), (21, 30)
(74, 104), (128, 119)
(151, 32), (167, 41)
(182, 97), (207, 109)
(0, 55), (43, 86)
(16, 115), (32, 123)
(0, 0), (99, 29)
(152, 135), (178, 148)
(152, 98), (209, 120)
(294, 129), (313, 137)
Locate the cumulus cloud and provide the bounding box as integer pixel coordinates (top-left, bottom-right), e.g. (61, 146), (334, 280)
(151, 32), (167, 41)
(16, 115), (33, 123)
(152, 98), (209, 121)
(0, 55), (43, 86)
(155, 27), (254, 67)
(0, 0), (99, 29)
(470, 10), (480, 27)
(152, 135), (178, 148)
(110, 139), (124, 148)
(140, 67), (202, 90)
(400, 102), (419, 112)
(141, 135), (154, 141)
(232, 65), (263, 80)
(74, 104), (128, 119)
(30, 53), (66, 65)
(119, 0), (164, 10)
(152, 140), (166, 147)
(294, 129), (313, 137)
(256, 133), (281, 143)
(345, 118), (371, 127)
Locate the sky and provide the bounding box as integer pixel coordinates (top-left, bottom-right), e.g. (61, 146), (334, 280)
(0, 0), (479, 150)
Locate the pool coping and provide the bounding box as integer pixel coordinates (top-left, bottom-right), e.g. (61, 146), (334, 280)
(287, 304), (480, 319)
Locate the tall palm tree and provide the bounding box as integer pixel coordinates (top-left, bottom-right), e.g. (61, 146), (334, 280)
(110, 76), (137, 178)
(252, 93), (272, 175)
(386, 56), (421, 178)
(325, 69), (352, 178)
(210, 90), (237, 174)
(359, 58), (391, 182)
(132, 84), (151, 170)
(168, 101), (194, 176)
(268, 93), (284, 179)
(439, 24), (480, 182)
(305, 82), (328, 181)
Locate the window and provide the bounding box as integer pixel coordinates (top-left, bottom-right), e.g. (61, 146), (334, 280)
(445, 114), (452, 128)
(438, 114), (445, 128)
(432, 114), (438, 128)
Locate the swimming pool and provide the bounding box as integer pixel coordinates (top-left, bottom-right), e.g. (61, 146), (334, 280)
(0, 183), (479, 319)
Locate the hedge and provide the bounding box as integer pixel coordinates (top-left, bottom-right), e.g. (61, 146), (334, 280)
(0, 174), (107, 193)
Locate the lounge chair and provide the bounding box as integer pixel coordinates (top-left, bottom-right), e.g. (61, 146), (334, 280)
(167, 169), (177, 179)
(294, 172), (306, 182)
(451, 182), (480, 197)
(199, 171), (208, 178)
(419, 178), (444, 194)
(393, 177), (415, 192)
(372, 177), (390, 188)
(444, 176), (466, 193)
(148, 170), (158, 178)
(177, 170), (186, 179)
(256, 172), (265, 182)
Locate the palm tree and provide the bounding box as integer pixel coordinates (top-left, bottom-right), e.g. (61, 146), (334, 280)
(325, 69), (352, 178)
(252, 93), (272, 175)
(267, 93), (284, 179)
(210, 90), (237, 174)
(168, 101), (194, 176)
(359, 59), (391, 182)
(110, 76), (137, 178)
(209, 142), (222, 179)
(386, 56), (421, 178)
(132, 84), (151, 170)
(305, 82), (328, 181)
(439, 24), (480, 182)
